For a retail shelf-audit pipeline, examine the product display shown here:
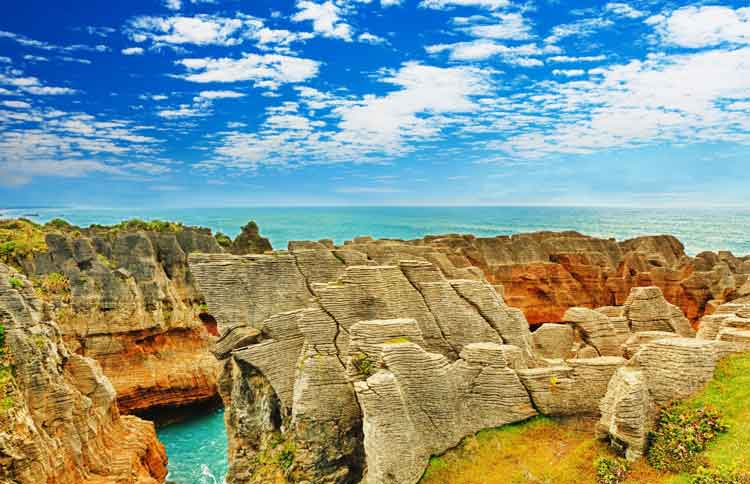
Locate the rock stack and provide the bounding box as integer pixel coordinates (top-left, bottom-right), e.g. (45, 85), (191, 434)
(0, 264), (167, 483)
(189, 237), (749, 484)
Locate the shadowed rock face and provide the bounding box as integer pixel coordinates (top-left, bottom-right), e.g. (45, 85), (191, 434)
(189, 231), (744, 484)
(339, 232), (749, 325)
(14, 224), (225, 415)
(0, 264), (167, 483)
(0, 218), (274, 416)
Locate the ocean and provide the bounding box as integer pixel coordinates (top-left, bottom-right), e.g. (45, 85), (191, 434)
(2, 205), (749, 483)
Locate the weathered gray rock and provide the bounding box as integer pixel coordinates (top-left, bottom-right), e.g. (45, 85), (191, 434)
(532, 324), (575, 359)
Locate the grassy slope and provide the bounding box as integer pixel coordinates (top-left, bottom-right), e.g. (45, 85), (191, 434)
(421, 351), (750, 484)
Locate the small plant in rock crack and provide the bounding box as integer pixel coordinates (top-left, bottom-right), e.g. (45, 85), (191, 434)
(352, 352), (376, 377)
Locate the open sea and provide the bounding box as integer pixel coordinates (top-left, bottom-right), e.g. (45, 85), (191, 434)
(1, 205), (748, 483)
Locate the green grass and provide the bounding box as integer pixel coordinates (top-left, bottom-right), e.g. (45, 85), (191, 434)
(420, 352), (750, 484)
(0, 219), (48, 265)
(665, 352), (750, 483)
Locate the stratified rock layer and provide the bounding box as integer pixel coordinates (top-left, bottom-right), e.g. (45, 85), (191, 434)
(0, 264), (167, 483)
(3, 219), (234, 414)
(341, 232), (750, 325)
(190, 229), (744, 484)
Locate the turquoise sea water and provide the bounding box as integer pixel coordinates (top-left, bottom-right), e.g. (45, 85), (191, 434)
(1, 206), (749, 256)
(1, 206), (749, 482)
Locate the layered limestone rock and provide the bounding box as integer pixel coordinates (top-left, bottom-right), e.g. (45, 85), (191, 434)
(341, 232), (749, 325)
(598, 298), (750, 460)
(0, 218), (276, 414)
(0, 264), (167, 483)
(190, 247), (546, 484)
(187, 234), (747, 483)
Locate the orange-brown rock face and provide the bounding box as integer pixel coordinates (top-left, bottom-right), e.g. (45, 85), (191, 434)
(341, 232), (749, 326)
(3, 219), (228, 414)
(0, 265), (168, 484)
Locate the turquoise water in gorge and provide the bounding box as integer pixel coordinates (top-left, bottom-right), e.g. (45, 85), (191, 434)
(1, 206), (749, 482)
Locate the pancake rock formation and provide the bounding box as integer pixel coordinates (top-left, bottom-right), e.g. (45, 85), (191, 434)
(189, 236), (746, 484)
(0, 218), (270, 415)
(0, 263), (167, 483)
(338, 232), (750, 325)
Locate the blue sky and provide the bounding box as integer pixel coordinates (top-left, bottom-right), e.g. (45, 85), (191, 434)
(0, 0), (749, 207)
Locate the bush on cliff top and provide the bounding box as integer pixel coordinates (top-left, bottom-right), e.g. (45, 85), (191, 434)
(0, 219), (48, 264)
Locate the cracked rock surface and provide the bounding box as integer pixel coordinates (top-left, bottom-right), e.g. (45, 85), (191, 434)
(189, 235), (746, 484)
(0, 264), (167, 483)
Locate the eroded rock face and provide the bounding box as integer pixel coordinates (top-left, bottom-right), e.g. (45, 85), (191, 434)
(598, 298), (750, 460)
(189, 233), (741, 484)
(11, 224), (226, 415)
(0, 264), (167, 483)
(341, 232), (749, 325)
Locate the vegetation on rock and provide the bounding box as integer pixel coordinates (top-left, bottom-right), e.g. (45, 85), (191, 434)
(596, 457), (631, 484)
(8, 276), (24, 290)
(0, 219), (48, 265)
(420, 351), (750, 484)
(648, 405), (728, 473)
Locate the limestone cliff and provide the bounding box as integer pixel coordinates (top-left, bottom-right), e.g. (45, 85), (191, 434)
(337, 231), (749, 325)
(0, 218), (269, 415)
(189, 234), (746, 484)
(0, 263), (167, 483)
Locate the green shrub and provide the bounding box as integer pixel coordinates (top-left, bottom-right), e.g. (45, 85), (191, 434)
(46, 218), (74, 230)
(37, 272), (69, 295)
(351, 352), (376, 377)
(278, 446), (295, 470)
(690, 466), (750, 484)
(594, 456), (630, 484)
(215, 232), (232, 248)
(8, 276), (24, 290)
(648, 404), (728, 473)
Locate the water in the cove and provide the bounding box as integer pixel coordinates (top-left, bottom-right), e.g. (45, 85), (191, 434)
(2, 206), (749, 482)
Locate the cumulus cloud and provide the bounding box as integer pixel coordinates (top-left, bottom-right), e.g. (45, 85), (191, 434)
(203, 62), (494, 172)
(548, 54), (606, 63)
(605, 2), (646, 19)
(122, 47), (144, 55)
(127, 14), (250, 46)
(545, 17), (614, 44)
(358, 32), (388, 44)
(175, 53), (320, 87)
(463, 12), (533, 40)
(198, 90), (246, 99)
(648, 6), (750, 48)
(427, 40), (543, 64)
(0, 71), (77, 96)
(1, 100), (31, 109)
(292, 1), (353, 41)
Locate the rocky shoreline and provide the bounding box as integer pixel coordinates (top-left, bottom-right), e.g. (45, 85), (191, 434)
(1, 218), (748, 483)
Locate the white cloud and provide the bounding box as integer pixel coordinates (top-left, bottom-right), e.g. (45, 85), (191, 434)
(198, 90), (246, 99)
(464, 12), (532, 40)
(498, 47), (750, 158)
(122, 47), (145, 55)
(61, 56), (92, 64)
(163, 0), (217, 11)
(358, 32), (388, 44)
(0, 30), (107, 54)
(127, 14), (249, 46)
(427, 40), (542, 64)
(0, 57), (10, 64)
(548, 54), (606, 63)
(158, 105), (205, 118)
(381, 0), (402, 6)
(204, 62), (494, 171)
(545, 17), (614, 44)
(0, 109), (164, 186)
(420, 0), (509, 10)
(552, 69), (585, 77)
(0, 72), (77, 96)
(605, 3), (646, 19)
(23, 55), (49, 62)
(2, 100), (31, 109)
(176, 53), (320, 87)
(648, 6), (750, 48)
(292, 1), (353, 41)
